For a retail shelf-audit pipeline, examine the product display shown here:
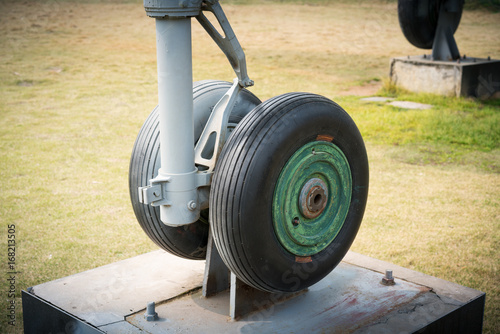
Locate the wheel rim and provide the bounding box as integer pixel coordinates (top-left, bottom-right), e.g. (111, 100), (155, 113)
(272, 140), (352, 256)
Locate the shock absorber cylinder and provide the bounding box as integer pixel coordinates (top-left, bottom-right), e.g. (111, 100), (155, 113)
(140, 1), (204, 226)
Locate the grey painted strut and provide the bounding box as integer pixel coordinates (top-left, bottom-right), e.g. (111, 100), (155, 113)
(156, 18), (194, 175)
(154, 17), (200, 226)
(138, 13), (210, 227)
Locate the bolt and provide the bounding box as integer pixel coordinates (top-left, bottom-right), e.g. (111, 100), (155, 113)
(153, 191), (160, 198)
(386, 270), (393, 279)
(187, 200), (197, 211)
(145, 302), (158, 321)
(381, 269), (395, 286)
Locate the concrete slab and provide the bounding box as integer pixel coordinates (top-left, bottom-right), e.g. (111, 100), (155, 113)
(388, 101), (433, 110)
(23, 250), (485, 334)
(390, 55), (500, 98)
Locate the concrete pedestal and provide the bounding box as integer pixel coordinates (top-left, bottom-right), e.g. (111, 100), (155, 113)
(22, 250), (485, 334)
(390, 55), (500, 98)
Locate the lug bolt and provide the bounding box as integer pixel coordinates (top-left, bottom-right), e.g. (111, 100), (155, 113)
(381, 269), (395, 286)
(145, 301), (158, 321)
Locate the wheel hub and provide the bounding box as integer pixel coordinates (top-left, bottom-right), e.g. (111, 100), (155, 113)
(272, 140), (352, 256)
(300, 178), (328, 219)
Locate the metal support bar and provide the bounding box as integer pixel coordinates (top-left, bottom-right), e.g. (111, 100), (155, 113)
(202, 231), (230, 297)
(432, 0), (461, 61)
(197, 1), (253, 87)
(194, 78), (242, 171)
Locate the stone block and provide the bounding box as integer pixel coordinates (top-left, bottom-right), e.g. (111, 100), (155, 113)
(390, 55), (500, 99)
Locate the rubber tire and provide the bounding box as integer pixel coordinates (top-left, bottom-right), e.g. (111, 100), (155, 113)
(210, 93), (369, 292)
(398, 0), (464, 49)
(129, 80), (260, 260)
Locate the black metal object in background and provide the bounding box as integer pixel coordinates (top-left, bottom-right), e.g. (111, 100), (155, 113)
(398, 0), (464, 60)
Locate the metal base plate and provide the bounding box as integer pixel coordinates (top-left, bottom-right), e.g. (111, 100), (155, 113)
(23, 250), (485, 333)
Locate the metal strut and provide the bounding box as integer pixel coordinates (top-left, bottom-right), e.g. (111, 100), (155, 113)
(139, 0), (252, 227)
(432, 0), (461, 61)
(197, 1), (254, 88)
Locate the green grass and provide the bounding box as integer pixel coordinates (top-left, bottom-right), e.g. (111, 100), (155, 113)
(339, 87), (500, 172)
(1, 1), (499, 333)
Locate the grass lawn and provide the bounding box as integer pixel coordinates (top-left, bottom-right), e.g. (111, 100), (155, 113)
(1, 0), (499, 332)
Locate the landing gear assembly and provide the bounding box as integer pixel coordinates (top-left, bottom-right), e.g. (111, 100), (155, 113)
(21, 3), (486, 332)
(393, 0), (499, 98)
(398, 0), (464, 60)
(130, 0), (369, 296)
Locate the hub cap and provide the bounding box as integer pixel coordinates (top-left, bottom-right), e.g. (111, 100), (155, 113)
(272, 141), (352, 256)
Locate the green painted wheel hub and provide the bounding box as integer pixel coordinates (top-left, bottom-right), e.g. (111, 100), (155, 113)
(272, 140), (352, 256)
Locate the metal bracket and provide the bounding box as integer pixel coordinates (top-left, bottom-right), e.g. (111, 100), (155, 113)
(138, 175), (172, 207)
(138, 170), (211, 206)
(197, 1), (253, 87)
(432, 0), (461, 61)
(230, 274), (308, 320)
(201, 228), (308, 320)
(194, 78), (242, 172)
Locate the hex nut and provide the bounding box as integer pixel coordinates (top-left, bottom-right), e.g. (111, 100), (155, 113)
(381, 270), (395, 286)
(145, 302), (159, 321)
